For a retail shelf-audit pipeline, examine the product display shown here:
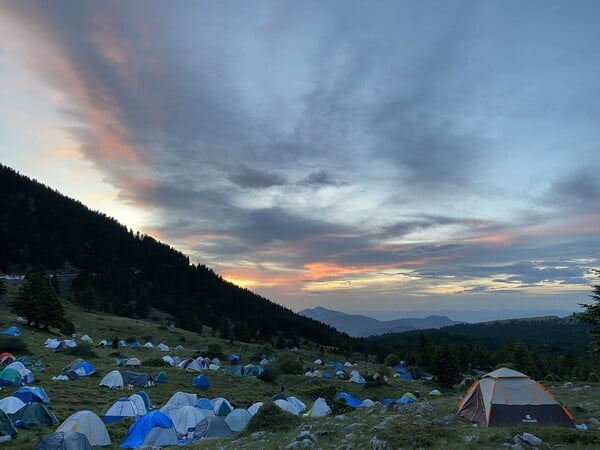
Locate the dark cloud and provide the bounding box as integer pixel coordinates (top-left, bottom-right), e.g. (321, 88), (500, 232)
(301, 170), (343, 187)
(229, 165), (286, 189)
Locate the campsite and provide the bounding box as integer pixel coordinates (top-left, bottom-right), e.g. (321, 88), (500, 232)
(1, 302), (600, 449)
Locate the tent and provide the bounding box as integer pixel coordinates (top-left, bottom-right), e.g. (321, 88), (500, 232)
(121, 371), (154, 388)
(98, 339), (109, 346)
(16, 356), (32, 368)
(157, 343), (169, 352)
(335, 392), (362, 408)
(287, 397), (307, 414)
(0, 409), (17, 442)
(118, 341), (128, 348)
(123, 358), (141, 369)
(380, 397), (393, 406)
(143, 342), (153, 348)
(226, 365), (243, 377)
(13, 386), (50, 403)
(119, 411), (178, 449)
(0, 368), (23, 386)
(56, 410), (111, 446)
(44, 339), (60, 349)
(429, 389), (442, 396)
(194, 398), (214, 413)
(274, 399), (299, 415)
(224, 408), (251, 432)
(63, 360), (94, 378)
(34, 431), (92, 450)
(171, 406), (206, 435)
(313, 359), (322, 365)
(12, 403), (58, 428)
(349, 373), (366, 384)
(103, 398), (141, 423)
(1, 326), (20, 336)
(309, 397), (331, 417)
(192, 375), (210, 389)
(0, 396), (26, 415)
(128, 394), (147, 416)
(130, 342), (141, 349)
(247, 402), (263, 416)
(211, 397), (233, 416)
(175, 345), (185, 351)
(135, 391), (153, 411)
(80, 335), (91, 342)
(457, 368), (575, 427)
(99, 371), (124, 389)
(163, 356), (176, 367)
(194, 416), (232, 439)
(164, 392), (197, 409)
(244, 364), (263, 377)
(0, 352), (15, 365)
(6, 362), (34, 384)
(156, 372), (168, 383)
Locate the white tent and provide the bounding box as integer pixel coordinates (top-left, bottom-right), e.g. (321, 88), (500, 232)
(165, 392), (197, 409)
(247, 402), (263, 416)
(171, 406), (206, 435)
(259, 358), (269, 366)
(44, 338), (60, 349)
(304, 371), (314, 377)
(99, 370), (124, 389)
(56, 410), (111, 447)
(349, 373), (366, 384)
(80, 335), (91, 342)
(211, 397), (233, 416)
(98, 339), (109, 346)
(274, 399), (299, 415)
(129, 394), (147, 415)
(344, 361), (353, 367)
(286, 396), (306, 414)
(224, 408), (252, 432)
(313, 359), (322, 365)
(143, 342), (154, 348)
(103, 398), (140, 423)
(350, 370), (359, 377)
(361, 399), (375, 407)
(309, 397), (331, 417)
(0, 396), (26, 414)
(157, 343), (169, 352)
(162, 356), (176, 367)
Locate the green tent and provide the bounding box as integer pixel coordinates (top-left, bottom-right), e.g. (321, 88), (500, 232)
(0, 410), (17, 440)
(0, 368), (22, 385)
(12, 403), (58, 429)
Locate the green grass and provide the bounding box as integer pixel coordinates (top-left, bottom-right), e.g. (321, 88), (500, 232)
(2, 300), (600, 449)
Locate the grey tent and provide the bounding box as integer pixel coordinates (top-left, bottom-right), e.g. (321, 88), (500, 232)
(0, 409), (17, 442)
(34, 432), (92, 450)
(121, 371), (154, 388)
(457, 368), (575, 427)
(12, 402), (58, 429)
(194, 416), (233, 439)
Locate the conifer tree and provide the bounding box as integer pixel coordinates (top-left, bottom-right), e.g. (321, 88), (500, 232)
(430, 343), (462, 388)
(579, 270), (600, 353)
(11, 272), (74, 334)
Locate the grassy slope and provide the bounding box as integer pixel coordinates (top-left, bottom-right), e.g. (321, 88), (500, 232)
(1, 301), (600, 449)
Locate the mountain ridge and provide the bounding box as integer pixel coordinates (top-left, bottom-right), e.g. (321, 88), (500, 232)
(299, 306), (463, 337)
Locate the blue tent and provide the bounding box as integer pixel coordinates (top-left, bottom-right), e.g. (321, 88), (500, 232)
(195, 398), (213, 411)
(119, 411), (176, 448)
(72, 361), (95, 376)
(335, 392), (362, 408)
(13, 387), (50, 404)
(323, 373), (332, 379)
(393, 364), (413, 380)
(396, 396), (416, 404)
(136, 391), (153, 411)
(192, 375), (210, 389)
(130, 342), (141, 349)
(228, 354), (240, 363)
(380, 397), (393, 406)
(156, 372), (167, 383)
(1, 327), (20, 336)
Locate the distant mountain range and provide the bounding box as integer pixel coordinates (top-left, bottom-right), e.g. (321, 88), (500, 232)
(299, 306), (463, 337)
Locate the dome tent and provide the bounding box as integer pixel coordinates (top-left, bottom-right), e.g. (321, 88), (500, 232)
(194, 416), (232, 439)
(224, 408), (251, 432)
(56, 410), (111, 446)
(171, 406), (206, 435)
(457, 368), (575, 427)
(34, 431), (92, 450)
(0, 396), (26, 414)
(119, 411), (177, 448)
(99, 370), (124, 389)
(102, 398), (141, 423)
(12, 403), (58, 428)
(192, 375), (210, 389)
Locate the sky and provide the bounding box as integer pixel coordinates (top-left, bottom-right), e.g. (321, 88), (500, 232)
(1, 1), (599, 322)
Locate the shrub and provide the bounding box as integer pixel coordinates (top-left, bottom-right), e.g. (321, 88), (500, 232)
(245, 403), (301, 433)
(0, 336), (28, 353)
(125, 336), (137, 343)
(64, 343), (97, 358)
(544, 373), (561, 382)
(205, 343), (224, 360)
(143, 357), (170, 367)
(275, 353), (303, 375)
(331, 398), (353, 415)
(258, 364), (280, 383)
(298, 383), (337, 403)
(384, 353), (401, 367)
(588, 372), (600, 382)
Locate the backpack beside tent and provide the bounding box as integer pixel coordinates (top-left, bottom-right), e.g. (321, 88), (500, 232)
(457, 368), (575, 427)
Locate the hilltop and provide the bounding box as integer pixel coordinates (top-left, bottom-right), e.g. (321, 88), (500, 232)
(300, 306), (462, 337)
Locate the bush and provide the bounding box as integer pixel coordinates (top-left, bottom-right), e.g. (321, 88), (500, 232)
(588, 372), (600, 382)
(205, 343), (224, 360)
(544, 373), (561, 382)
(384, 353), (401, 367)
(64, 343), (97, 358)
(244, 403), (301, 433)
(298, 383), (337, 403)
(331, 398), (354, 415)
(143, 358), (170, 367)
(275, 353), (303, 375)
(125, 336), (137, 343)
(0, 336), (27, 353)
(258, 364), (280, 383)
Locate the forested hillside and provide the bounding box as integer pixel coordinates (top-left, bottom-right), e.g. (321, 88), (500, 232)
(0, 164), (354, 348)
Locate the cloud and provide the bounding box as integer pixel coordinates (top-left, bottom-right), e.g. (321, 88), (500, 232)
(229, 165), (286, 189)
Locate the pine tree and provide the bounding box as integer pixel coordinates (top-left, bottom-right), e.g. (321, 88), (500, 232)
(11, 272), (74, 334)
(430, 343), (462, 389)
(579, 269), (600, 353)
